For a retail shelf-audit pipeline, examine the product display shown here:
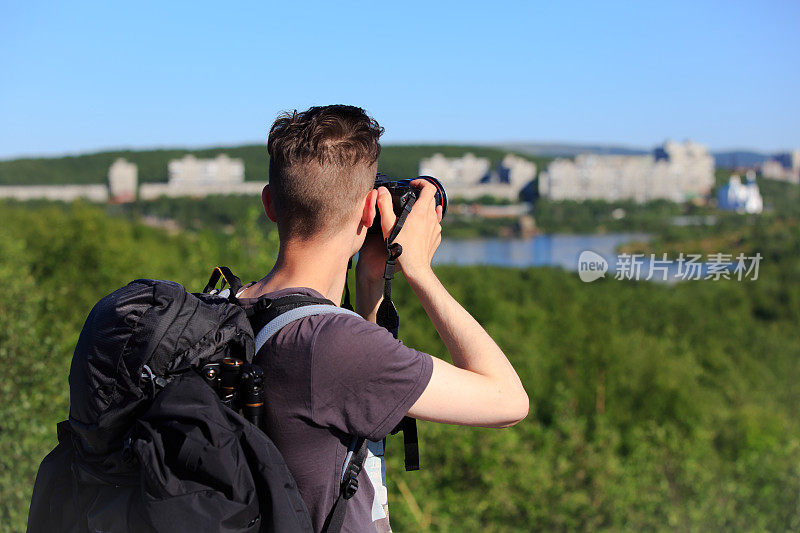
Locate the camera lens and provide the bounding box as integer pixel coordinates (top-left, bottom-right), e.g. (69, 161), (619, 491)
(415, 176), (448, 217)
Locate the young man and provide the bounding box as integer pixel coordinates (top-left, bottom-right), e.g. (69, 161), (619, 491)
(237, 105), (528, 532)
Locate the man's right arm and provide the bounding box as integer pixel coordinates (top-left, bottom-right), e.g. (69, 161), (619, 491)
(405, 267), (529, 428)
(375, 181), (529, 428)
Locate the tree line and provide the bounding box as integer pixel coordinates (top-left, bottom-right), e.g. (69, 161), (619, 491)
(1, 195), (799, 531)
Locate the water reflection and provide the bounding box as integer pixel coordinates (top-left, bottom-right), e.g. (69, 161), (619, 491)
(434, 233), (649, 270)
(433, 233), (728, 283)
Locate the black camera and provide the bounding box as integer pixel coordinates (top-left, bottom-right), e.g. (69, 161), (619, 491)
(369, 174), (448, 234)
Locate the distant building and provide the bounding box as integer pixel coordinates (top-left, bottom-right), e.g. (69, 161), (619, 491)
(420, 153), (491, 188)
(108, 158), (138, 202)
(139, 154), (265, 200)
(168, 154), (245, 186)
(419, 152), (535, 201)
(717, 171), (762, 214)
(538, 140), (715, 203)
(0, 184), (108, 202)
(497, 154), (537, 189)
(760, 150), (800, 184)
(0, 153), (263, 203)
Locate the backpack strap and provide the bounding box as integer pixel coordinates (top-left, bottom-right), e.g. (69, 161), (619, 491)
(250, 295), (366, 533)
(323, 437), (367, 533)
(203, 266), (244, 297)
(250, 295), (361, 355)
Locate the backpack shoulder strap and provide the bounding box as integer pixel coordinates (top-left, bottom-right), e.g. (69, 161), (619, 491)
(251, 295), (361, 355)
(323, 437), (367, 533)
(250, 295), (366, 533)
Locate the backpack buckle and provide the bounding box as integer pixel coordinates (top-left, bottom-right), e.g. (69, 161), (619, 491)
(341, 460), (362, 500)
(245, 297), (272, 318)
(342, 475), (359, 500)
(254, 297), (272, 312)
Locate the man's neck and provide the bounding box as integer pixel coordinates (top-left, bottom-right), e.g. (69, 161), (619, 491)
(244, 236), (352, 304)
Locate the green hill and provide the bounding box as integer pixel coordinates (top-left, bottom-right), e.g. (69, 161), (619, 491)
(2, 197), (800, 531)
(0, 145), (548, 186)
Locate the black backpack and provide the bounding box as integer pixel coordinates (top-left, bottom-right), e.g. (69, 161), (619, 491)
(27, 274), (365, 533)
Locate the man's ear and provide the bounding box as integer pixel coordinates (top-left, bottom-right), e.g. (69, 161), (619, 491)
(262, 184), (277, 223)
(360, 189), (378, 229)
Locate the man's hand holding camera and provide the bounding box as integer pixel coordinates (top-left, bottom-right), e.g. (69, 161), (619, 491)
(355, 180), (443, 321)
(375, 180), (444, 280)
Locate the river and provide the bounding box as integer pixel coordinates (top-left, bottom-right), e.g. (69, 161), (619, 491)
(432, 233), (737, 283)
(433, 233), (649, 270)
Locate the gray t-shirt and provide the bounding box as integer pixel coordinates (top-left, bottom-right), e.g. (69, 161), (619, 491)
(241, 287), (433, 533)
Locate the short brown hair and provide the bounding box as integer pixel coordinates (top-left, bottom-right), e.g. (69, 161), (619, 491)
(267, 105), (384, 239)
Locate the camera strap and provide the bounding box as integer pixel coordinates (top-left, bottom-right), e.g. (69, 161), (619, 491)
(340, 191), (421, 472)
(376, 191), (416, 336)
(375, 192), (420, 472)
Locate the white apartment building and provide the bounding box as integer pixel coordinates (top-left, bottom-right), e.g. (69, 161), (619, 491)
(419, 153), (491, 189)
(760, 150), (800, 184)
(0, 184), (108, 202)
(0, 157), (140, 203)
(419, 152), (536, 201)
(539, 140), (715, 203)
(139, 154), (265, 200)
(167, 154), (245, 186)
(108, 158), (138, 202)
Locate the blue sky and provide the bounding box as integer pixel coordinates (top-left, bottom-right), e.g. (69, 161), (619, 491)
(1, 1), (798, 158)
